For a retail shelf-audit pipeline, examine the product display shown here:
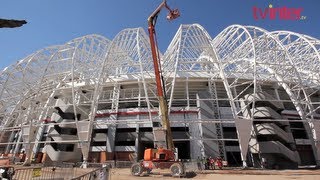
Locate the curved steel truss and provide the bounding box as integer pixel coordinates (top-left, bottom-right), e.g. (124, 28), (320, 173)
(0, 24), (319, 166)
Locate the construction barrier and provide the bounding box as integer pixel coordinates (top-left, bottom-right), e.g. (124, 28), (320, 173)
(71, 166), (109, 180)
(12, 163), (98, 180)
(101, 160), (133, 168)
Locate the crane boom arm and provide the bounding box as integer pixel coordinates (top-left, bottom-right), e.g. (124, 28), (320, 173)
(147, 0), (179, 151)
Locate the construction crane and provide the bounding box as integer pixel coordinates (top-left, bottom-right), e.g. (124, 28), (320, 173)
(131, 0), (185, 177)
(0, 18), (26, 28)
(148, 0), (179, 153)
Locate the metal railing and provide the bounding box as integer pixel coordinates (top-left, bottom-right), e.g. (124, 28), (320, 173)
(71, 166), (109, 180)
(12, 163), (97, 180)
(99, 160), (133, 168)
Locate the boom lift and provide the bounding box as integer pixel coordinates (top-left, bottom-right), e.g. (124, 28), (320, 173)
(130, 0), (185, 177)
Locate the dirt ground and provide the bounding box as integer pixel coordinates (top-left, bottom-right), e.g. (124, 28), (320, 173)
(108, 168), (320, 180)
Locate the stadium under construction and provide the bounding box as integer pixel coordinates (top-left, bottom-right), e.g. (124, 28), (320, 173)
(0, 24), (319, 169)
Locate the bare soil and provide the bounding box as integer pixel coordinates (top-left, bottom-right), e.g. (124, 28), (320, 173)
(108, 168), (320, 180)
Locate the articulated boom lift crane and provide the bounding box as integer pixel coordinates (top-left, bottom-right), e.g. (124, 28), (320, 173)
(131, 0), (185, 177)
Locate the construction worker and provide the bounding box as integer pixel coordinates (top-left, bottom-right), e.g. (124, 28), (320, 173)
(202, 157), (207, 170)
(197, 156), (202, 171)
(206, 157), (210, 170)
(216, 157), (223, 169)
(209, 157), (215, 170)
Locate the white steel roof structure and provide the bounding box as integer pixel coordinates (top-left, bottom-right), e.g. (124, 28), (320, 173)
(0, 24), (319, 166)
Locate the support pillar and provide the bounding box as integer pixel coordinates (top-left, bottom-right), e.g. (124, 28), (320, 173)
(192, 94), (204, 158)
(134, 124), (140, 162)
(106, 126), (116, 160)
(77, 121), (90, 168)
(234, 118), (252, 168)
(311, 121), (320, 166)
(22, 125), (37, 165)
(106, 84), (120, 161)
(13, 131), (22, 154)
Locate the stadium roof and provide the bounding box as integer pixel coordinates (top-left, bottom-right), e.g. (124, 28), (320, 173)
(0, 24), (319, 127)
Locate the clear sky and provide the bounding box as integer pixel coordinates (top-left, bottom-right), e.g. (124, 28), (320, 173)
(0, 0), (319, 70)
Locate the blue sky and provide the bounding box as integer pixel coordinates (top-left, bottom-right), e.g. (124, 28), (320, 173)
(0, 0), (319, 70)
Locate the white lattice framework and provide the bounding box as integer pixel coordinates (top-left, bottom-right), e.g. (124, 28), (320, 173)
(0, 24), (319, 166)
(211, 25), (320, 166)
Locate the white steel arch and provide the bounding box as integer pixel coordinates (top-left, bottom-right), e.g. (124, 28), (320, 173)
(163, 23), (226, 159)
(211, 24), (257, 167)
(0, 34), (111, 163)
(85, 28), (158, 164)
(212, 24), (320, 166)
(0, 34), (111, 128)
(0, 24), (319, 167)
(163, 24), (220, 110)
(271, 31), (320, 165)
